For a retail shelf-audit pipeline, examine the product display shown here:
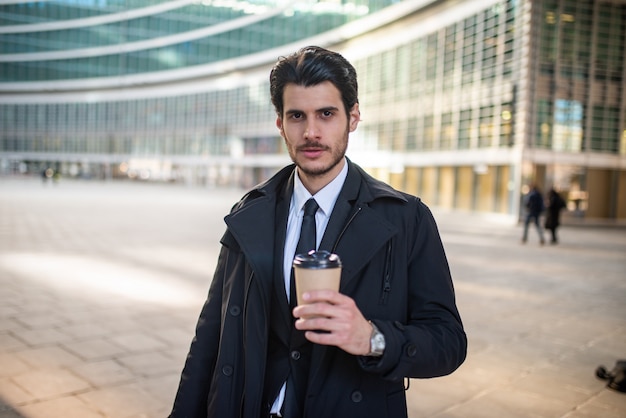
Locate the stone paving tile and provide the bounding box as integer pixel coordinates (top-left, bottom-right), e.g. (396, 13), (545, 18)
(14, 346), (83, 369)
(62, 338), (128, 361)
(406, 375), (478, 417)
(13, 313), (69, 329)
(440, 387), (574, 418)
(0, 355), (31, 379)
(77, 383), (161, 418)
(590, 390), (626, 412)
(11, 368), (91, 400)
(138, 374), (180, 410)
(512, 370), (597, 406)
(0, 378), (32, 407)
(0, 333), (26, 352)
(16, 396), (105, 418)
(149, 326), (195, 347)
(108, 333), (168, 353)
(116, 351), (182, 377)
(70, 360), (135, 387)
(59, 323), (116, 340)
(10, 328), (69, 347)
(565, 402), (626, 418)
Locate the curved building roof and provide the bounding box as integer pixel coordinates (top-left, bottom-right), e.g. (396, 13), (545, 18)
(0, 0), (436, 94)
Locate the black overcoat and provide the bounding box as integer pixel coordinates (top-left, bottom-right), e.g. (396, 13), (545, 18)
(170, 159), (467, 418)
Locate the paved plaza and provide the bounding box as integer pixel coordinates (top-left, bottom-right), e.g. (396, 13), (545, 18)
(0, 177), (625, 418)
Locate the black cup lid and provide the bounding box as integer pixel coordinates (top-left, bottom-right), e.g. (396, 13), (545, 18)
(293, 250), (342, 269)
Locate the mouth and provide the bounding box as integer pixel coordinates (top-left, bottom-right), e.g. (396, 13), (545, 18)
(298, 144), (327, 159)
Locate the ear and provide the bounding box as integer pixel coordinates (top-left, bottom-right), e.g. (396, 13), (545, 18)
(348, 103), (360, 132)
(276, 116), (285, 137)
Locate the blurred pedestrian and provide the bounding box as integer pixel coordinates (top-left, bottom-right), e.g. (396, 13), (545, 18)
(41, 168), (53, 185)
(522, 184), (545, 245)
(544, 188), (566, 244)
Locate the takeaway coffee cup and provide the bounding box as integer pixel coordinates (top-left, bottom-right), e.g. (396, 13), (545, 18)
(293, 250), (342, 308)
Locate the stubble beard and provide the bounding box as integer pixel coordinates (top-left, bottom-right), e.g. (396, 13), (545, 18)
(288, 128), (349, 179)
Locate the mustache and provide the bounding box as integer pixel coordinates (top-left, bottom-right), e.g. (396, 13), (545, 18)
(297, 142), (328, 151)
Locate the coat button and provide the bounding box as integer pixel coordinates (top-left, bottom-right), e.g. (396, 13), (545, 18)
(222, 365), (233, 376)
(351, 391), (363, 403)
(229, 305), (241, 316)
(406, 343), (417, 357)
(290, 350), (301, 360)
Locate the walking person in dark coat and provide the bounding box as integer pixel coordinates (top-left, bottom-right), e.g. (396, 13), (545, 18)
(522, 184), (546, 245)
(169, 46), (467, 418)
(544, 188), (566, 244)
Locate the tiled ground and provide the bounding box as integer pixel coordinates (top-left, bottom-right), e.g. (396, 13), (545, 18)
(1, 177), (624, 418)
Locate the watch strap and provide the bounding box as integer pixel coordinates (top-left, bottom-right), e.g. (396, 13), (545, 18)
(367, 320), (385, 357)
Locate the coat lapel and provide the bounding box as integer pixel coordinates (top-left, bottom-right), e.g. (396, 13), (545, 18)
(222, 165), (295, 300)
(320, 160), (398, 290)
(319, 158), (361, 252)
(224, 195), (277, 292)
(273, 172), (295, 336)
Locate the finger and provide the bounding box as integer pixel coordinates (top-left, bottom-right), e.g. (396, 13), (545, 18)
(295, 317), (320, 331)
(293, 303), (339, 323)
(301, 289), (346, 304)
(303, 330), (336, 345)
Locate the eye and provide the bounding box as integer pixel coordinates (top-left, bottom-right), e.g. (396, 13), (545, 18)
(291, 112), (303, 120)
(322, 110), (333, 118)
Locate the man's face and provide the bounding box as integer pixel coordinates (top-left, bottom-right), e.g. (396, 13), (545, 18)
(276, 81), (360, 191)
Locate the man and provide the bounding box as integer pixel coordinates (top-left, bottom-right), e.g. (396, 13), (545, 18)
(521, 184), (546, 245)
(169, 46), (466, 418)
(544, 187), (566, 244)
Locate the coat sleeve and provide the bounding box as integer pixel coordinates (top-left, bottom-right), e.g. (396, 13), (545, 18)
(169, 241), (231, 418)
(360, 199), (467, 380)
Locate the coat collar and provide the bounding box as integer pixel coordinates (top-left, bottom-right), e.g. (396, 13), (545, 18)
(223, 159), (407, 284)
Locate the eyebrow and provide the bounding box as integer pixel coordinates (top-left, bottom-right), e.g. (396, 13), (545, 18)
(285, 106), (340, 116)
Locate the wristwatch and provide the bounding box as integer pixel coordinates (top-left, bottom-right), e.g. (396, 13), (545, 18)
(367, 321), (386, 357)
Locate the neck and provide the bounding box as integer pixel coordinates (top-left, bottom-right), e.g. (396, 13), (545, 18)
(298, 158), (346, 195)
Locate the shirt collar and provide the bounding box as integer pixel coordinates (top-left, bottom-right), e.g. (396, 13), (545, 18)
(293, 158), (348, 216)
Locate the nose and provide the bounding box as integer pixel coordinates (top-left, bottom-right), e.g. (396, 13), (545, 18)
(304, 119), (319, 140)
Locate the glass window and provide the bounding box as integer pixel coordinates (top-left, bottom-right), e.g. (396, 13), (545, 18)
(499, 103), (513, 147)
(591, 105), (619, 153)
(441, 112), (454, 150)
(478, 106), (494, 148)
(482, 6), (500, 81)
(443, 25), (457, 79)
(409, 38), (425, 97)
(423, 115), (434, 150)
(458, 109), (472, 149)
(406, 117), (418, 151)
(553, 99), (583, 151)
(395, 44), (410, 99)
(462, 15), (477, 83)
(425, 33), (438, 83)
(535, 99), (552, 148)
(391, 120), (405, 151)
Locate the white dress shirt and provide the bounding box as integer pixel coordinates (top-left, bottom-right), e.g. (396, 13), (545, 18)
(271, 159), (348, 415)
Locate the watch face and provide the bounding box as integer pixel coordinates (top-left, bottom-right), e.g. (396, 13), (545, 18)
(373, 334), (385, 349)
(368, 322), (385, 356)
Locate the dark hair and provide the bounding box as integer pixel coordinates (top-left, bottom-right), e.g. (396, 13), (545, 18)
(269, 46), (359, 118)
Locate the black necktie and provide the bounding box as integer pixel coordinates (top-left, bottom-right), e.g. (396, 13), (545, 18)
(285, 198), (319, 416)
(296, 198), (319, 256)
(290, 198), (319, 308)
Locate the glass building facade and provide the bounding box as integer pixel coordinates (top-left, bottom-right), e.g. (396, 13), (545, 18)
(1, 0), (625, 222)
